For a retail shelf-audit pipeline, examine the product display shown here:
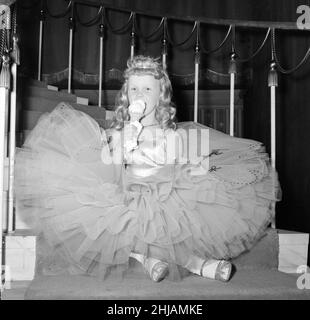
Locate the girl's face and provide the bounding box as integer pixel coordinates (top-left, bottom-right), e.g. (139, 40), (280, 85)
(128, 75), (160, 126)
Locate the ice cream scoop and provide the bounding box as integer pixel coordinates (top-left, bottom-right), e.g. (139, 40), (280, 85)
(128, 100), (146, 122)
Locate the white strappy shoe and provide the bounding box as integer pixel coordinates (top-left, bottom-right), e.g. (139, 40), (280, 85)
(200, 259), (232, 282)
(143, 257), (169, 282)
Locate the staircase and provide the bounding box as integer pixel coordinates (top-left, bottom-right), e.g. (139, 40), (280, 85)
(16, 77), (115, 149)
(2, 78), (310, 299)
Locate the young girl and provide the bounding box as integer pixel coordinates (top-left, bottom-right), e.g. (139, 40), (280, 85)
(15, 55), (280, 283)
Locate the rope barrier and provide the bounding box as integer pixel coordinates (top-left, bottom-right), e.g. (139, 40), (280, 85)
(104, 9), (133, 34)
(74, 5), (103, 27)
(134, 16), (164, 41)
(271, 28), (310, 74)
(165, 18), (197, 47)
(20, 0), (310, 77)
(44, 0), (72, 19)
(199, 25), (232, 55)
(237, 28), (270, 63)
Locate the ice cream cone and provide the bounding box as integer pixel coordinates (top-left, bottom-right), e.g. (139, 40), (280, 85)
(129, 100), (146, 122)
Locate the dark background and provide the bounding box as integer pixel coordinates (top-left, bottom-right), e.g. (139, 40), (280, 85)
(16, 0), (310, 263)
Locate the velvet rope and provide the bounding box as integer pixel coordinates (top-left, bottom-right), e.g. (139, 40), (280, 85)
(199, 25), (232, 55)
(18, 0), (310, 77)
(236, 28), (270, 63)
(134, 16), (164, 41)
(44, 0), (72, 19)
(104, 9), (133, 34)
(165, 18), (197, 47)
(74, 5), (103, 27)
(271, 28), (310, 74)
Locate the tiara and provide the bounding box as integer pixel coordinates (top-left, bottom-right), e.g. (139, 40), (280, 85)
(127, 66), (164, 79)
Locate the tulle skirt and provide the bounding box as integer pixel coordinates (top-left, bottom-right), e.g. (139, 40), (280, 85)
(15, 102), (281, 280)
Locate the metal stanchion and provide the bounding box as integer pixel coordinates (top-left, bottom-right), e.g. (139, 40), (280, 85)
(98, 23), (105, 107)
(68, 4), (75, 93)
(194, 22), (200, 123)
(37, 8), (44, 81)
(0, 53), (11, 294)
(229, 51), (237, 136)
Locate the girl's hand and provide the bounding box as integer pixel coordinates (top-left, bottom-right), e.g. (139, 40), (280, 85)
(129, 112), (144, 122)
(123, 121), (143, 153)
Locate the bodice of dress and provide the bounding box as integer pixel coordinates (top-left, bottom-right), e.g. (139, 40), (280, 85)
(124, 125), (178, 179)
(105, 125), (182, 182)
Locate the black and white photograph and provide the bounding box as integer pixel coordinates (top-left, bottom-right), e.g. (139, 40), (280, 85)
(1, 0), (310, 307)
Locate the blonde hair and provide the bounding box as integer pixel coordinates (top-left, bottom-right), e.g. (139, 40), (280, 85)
(111, 55), (176, 130)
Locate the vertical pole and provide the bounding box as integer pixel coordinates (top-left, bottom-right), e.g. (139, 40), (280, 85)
(268, 59), (278, 229)
(37, 8), (45, 81)
(270, 86), (276, 169)
(0, 87), (6, 295)
(194, 22), (200, 123)
(68, 3), (74, 94)
(162, 19), (167, 70)
(98, 23), (104, 108)
(229, 74), (235, 136)
(130, 13), (135, 60)
(0, 53), (11, 294)
(8, 61), (17, 234)
(130, 32), (135, 60)
(68, 28), (73, 93)
(229, 51), (237, 136)
(162, 38), (167, 70)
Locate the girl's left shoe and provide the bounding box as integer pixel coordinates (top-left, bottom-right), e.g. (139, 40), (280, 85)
(200, 259), (232, 282)
(143, 257), (169, 282)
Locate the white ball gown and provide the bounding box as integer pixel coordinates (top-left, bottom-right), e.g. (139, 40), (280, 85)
(15, 102), (281, 280)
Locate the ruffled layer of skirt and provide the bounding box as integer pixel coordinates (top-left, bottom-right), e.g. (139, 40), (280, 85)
(15, 102), (281, 280)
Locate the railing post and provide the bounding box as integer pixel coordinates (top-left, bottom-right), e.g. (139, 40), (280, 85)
(228, 26), (237, 136)
(268, 48), (278, 228)
(194, 22), (200, 123)
(0, 52), (11, 293)
(7, 34), (19, 234)
(268, 59), (277, 171)
(229, 55), (237, 136)
(162, 18), (167, 70)
(162, 38), (167, 70)
(68, 2), (75, 94)
(130, 13), (135, 59)
(98, 22), (105, 107)
(38, 4), (45, 81)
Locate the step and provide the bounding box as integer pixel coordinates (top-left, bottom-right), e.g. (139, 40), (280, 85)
(20, 109), (113, 131)
(68, 89), (119, 107)
(21, 85), (77, 103)
(23, 269), (310, 300)
(0, 230), (37, 282)
(18, 76), (48, 88)
(17, 108), (113, 147)
(23, 96), (114, 119)
(1, 280), (32, 300)
(278, 229), (309, 273)
(1, 228), (308, 286)
(23, 97), (91, 112)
